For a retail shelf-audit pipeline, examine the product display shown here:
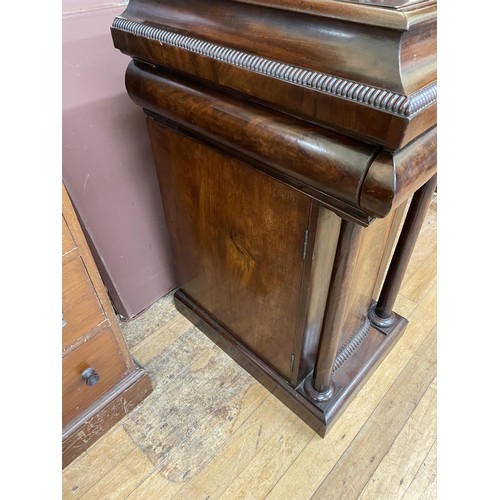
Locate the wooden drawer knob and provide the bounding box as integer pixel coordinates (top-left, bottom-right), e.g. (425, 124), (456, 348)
(81, 367), (100, 387)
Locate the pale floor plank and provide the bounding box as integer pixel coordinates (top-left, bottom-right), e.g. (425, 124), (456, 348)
(128, 392), (284, 499)
(156, 375), (268, 483)
(400, 247), (436, 304)
(218, 411), (315, 500)
(267, 285), (436, 500)
(400, 195), (437, 302)
(126, 366), (236, 468)
(79, 446), (156, 499)
(224, 380), (270, 432)
(120, 282), (434, 500)
(402, 440), (437, 500)
(125, 470), (180, 500)
(63, 331), (223, 499)
(393, 293), (418, 319)
(358, 375), (437, 500)
(121, 293), (180, 349)
(311, 327), (437, 500)
(121, 335), (230, 454)
(359, 284), (436, 414)
(126, 343), (271, 499)
(171, 394), (291, 499)
(131, 314), (193, 365)
(62, 426), (137, 498)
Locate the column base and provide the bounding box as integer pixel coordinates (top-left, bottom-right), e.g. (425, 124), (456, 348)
(303, 375), (335, 403)
(174, 290), (408, 437)
(368, 304), (398, 332)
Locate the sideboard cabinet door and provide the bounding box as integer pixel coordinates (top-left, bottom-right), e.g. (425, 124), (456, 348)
(148, 118), (312, 382)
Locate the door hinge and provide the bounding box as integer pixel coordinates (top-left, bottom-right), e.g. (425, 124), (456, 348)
(290, 354), (295, 374)
(302, 229), (309, 260)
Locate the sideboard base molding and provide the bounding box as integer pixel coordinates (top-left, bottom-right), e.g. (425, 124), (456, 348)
(175, 290), (407, 437)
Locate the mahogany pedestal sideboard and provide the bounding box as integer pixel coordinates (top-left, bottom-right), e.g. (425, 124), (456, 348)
(62, 184), (153, 467)
(112, 0), (437, 436)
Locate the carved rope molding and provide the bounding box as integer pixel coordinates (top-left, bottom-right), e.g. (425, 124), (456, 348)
(333, 318), (370, 373)
(113, 18), (437, 117)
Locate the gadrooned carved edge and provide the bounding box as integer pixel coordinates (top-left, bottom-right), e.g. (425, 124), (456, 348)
(113, 18), (437, 118)
(333, 318), (371, 373)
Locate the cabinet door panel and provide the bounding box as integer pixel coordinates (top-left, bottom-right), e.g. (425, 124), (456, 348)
(149, 119), (311, 381)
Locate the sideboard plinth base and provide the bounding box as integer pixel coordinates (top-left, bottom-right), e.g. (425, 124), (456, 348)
(174, 289), (408, 437)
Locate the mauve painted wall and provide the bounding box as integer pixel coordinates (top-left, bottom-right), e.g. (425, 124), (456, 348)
(62, 1), (176, 319)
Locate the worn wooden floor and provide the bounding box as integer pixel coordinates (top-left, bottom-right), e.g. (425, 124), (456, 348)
(62, 195), (437, 500)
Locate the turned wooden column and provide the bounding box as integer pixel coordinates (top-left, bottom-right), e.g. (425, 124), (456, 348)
(305, 220), (363, 401)
(370, 174), (437, 328)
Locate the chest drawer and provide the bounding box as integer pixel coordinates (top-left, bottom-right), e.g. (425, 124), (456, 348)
(62, 256), (106, 351)
(62, 327), (129, 428)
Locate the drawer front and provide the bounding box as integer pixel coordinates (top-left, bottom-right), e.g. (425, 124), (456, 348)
(62, 327), (129, 428)
(62, 217), (76, 256)
(62, 257), (106, 351)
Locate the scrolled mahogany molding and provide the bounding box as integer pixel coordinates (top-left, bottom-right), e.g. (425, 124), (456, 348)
(125, 62), (437, 222)
(112, 18), (436, 119)
(125, 61), (379, 222)
(359, 126), (437, 218)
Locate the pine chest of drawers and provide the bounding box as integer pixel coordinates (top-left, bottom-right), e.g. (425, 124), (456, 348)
(62, 184), (153, 467)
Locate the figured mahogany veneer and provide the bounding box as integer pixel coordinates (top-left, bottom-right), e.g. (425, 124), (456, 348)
(231, 0), (436, 30)
(125, 62), (436, 224)
(112, 0), (437, 436)
(111, 0), (436, 149)
(149, 121), (311, 381)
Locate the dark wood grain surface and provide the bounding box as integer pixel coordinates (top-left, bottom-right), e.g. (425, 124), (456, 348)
(231, 0), (436, 30)
(126, 62), (378, 223)
(297, 207), (341, 384)
(114, 0), (435, 93)
(148, 119), (313, 381)
(360, 126), (437, 217)
(112, 0), (436, 149)
(111, 0), (437, 435)
(340, 213), (398, 346)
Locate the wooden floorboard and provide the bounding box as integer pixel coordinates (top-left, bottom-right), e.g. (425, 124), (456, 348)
(62, 199), (437, 500)
(311, 328), (436, 499)
(358, 375), (437, 500)
(402, 440), (437, 500)
(62, 426), (137, 498)
(79, 447), (155, 499)
(218, 411), (316, 500)
(265, 287), (436, 500)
